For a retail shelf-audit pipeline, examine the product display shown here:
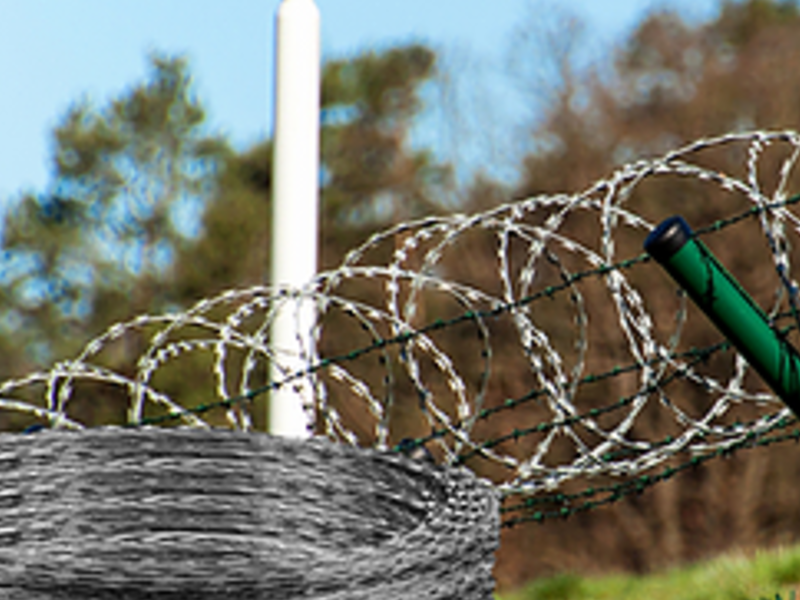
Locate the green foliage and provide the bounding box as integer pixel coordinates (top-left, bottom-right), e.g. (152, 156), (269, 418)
(717, 0), (800, 47)
(320, 44), (452, 226)
(752, 548), (800, 587)
(514, 573), (584, 600)
(171, 140), (272, 298)
(1, 53), (228, 367)
(322, 44), (434, 119)
(0, 40), (447, 400)
(498, 544), (800, 600)
(170, 42), (451, 309)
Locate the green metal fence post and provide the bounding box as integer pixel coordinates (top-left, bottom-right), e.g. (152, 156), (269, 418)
(644, 215), (800, 417)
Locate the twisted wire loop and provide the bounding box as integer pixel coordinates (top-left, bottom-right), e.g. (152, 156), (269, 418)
(0, 427), (500, 599)
(0, 130), (799, 538)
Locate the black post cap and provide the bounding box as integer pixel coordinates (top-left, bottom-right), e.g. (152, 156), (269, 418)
(644, 215), (692, 263)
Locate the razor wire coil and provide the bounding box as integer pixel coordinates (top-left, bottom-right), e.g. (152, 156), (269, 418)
(3, 130), (800, 504)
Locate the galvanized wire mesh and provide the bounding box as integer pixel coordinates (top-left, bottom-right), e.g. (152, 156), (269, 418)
(0, 427), (499, 599)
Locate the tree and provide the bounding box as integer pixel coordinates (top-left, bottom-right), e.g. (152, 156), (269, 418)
(486, 0), (800, 587)
(0, 54), (229, 369)
(320, 45), (452, 232)
(166, 44), (453, 435)
(170, 43), (453, 294)
(0, 42), (452, 433)
(510, 0), (800, 199)
(171, 140), (272, 300)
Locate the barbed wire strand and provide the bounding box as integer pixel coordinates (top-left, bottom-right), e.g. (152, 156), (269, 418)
(2, 130), (800, 511)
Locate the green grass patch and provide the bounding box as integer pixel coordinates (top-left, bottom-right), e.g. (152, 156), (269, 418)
(498, 543), (800, 600)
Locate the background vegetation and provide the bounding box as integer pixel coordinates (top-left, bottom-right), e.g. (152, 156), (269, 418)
(499, 541), (800, 600)
(2, 0), (800, 594)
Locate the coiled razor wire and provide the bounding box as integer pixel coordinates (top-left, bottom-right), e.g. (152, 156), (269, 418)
(0, 428), (499, 599)
(3, 130), (800, 593)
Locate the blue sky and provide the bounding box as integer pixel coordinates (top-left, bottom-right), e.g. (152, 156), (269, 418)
(0, 0), (723, 200)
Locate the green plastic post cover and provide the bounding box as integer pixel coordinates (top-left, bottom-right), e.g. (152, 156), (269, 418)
(645, 215), (800, 417)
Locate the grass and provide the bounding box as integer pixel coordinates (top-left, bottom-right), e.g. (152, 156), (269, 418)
(498, 543), (800, 600)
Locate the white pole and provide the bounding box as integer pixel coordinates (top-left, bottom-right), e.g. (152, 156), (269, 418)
(270, 0), (320, 437)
